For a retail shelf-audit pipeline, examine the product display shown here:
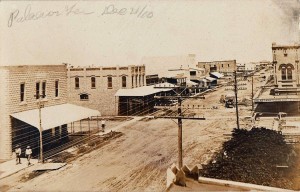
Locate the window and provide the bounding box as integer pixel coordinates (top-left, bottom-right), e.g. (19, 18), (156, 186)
(42, 81), (46, 97)
(132, 76), (134, 87)
(20, 83), (25, 102)
(55, 80), (59, 97)
(280, 64), (294, 80)
(107, 77), (112, 88)
(80, 93), (89, 100)
(75, 77), (79, 89)
(281, 67), (286, 80)
(228, 64), (230, 67)
(135, 75), (138, 87)
(284, 50), (287, 57)
(287, 66), (293, 80)
(190, 71), (196, 76)
(222, 64), (223, 68)
(122, 76), (126, 88)
(36, 82), (40, 99)
(91, 77), (96, 89)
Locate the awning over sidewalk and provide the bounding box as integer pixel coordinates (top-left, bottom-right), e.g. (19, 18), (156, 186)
(115, 85), (174, 97)
(10, 103), (100, 131)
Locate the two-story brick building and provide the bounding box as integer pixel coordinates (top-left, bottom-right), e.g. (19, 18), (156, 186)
(272, 43), (300, 95)
(67, 65), (146, 116)
(0, 65), (99, 160)
(197, 60), (237, 76)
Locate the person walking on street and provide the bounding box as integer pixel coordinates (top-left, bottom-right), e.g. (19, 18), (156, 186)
(15, 145), (22, 165)
(101, 120), (106, 132)
(25, 146), (32, 166)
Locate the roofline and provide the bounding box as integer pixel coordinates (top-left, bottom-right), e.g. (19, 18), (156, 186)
(68, 64), (145, 68)
(198, 60), (236, 63)
(272, 45), (300, 49)
(0, 64), (66, 69)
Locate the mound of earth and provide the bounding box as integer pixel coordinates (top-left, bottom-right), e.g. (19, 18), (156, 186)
(200, 127), (297, 189)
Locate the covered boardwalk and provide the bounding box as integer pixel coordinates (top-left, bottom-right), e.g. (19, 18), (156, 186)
(10, 103), (100, 158)
(254, 87), (300, 115)
(115, 84), (176, 116)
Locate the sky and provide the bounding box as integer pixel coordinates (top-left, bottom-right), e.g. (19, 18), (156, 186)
(0, 0), (299, 66)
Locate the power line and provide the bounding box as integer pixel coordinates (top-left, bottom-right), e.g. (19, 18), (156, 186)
(153, 86), (206, 170)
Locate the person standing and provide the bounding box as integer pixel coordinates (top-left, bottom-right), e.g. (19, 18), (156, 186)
(25, 146), (32, 166)
(15, 145), (22, 165)
(101, 120), (106, 132)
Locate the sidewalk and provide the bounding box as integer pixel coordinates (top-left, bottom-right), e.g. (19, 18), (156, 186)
(0, 158), (39, 179)
(96, 116), (143, 136)
(0, 116), (143, 180)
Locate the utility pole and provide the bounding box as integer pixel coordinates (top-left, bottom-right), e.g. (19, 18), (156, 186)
(154, 87), (205, 169)
(35, 93), (46, 163)
(234, 71), (240, 129)
(177, 97), (183, 168)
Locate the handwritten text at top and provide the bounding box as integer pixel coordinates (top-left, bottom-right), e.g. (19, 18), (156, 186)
(7, 4), (154, 28)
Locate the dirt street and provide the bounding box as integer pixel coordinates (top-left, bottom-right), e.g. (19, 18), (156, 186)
(1, 75), (265, 192)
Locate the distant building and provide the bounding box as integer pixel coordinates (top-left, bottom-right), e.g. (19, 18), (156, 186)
(244, 63), (256, 73)
(146, 74), (159, 85)
(67, 65), (145, 116)
(197, 60), (236, 76)
(236, 63), (245, 72)
(166, 68), (206, 81)
(115, 82), (177, 116)
(259, 60), (271, 69)
(0, 65), (99, 160)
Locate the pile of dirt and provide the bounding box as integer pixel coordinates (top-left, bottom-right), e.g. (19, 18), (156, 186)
(20, 170), (47, 182)
(200, 127), (297, 189)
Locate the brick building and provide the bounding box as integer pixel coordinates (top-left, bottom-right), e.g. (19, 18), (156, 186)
(197, 60), (237, 75)
(67, 65), (146, 116)
(254, 43), (300, 114)
(272, 43), (300, 94)
(0, 65), (99, 160)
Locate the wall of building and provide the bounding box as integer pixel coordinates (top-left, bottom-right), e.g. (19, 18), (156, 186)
(0, 68), (10, 160)
(197, 60), (236, 75)
(0, 65), (68, 160)
(67, 65), (145, 116)
(272, 43), (300, 90)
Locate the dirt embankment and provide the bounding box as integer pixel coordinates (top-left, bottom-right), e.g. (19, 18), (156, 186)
(200, 128), (298, 190)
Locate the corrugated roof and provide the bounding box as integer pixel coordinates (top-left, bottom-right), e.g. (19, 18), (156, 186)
(10, 104), (100, 131)
(205, 77), (217, 82)
(210, 72), (224, 78)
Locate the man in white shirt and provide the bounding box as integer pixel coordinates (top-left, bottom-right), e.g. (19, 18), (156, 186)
(15, 145), (22, 165)
(25, 146), (32, 166)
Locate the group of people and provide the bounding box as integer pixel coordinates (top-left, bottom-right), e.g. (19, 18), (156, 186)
(15, 145), (32, 166)
(14, 120), (107, 166)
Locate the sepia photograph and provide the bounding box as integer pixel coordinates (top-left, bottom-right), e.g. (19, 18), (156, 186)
(0, 0), (300, 191)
